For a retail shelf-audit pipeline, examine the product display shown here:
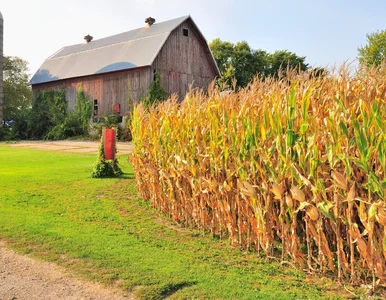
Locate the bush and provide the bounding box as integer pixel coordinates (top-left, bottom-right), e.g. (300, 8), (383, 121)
(45, 112), (84, 140)
(26, 90), (59, 139)
(27, 86), (92, 140)
(7, 113), (29, 140)
(142, 72), (167, 107)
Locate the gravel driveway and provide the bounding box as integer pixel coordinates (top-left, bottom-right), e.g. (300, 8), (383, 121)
(0, 242), (131, 300)
(7, 140), (133, 155)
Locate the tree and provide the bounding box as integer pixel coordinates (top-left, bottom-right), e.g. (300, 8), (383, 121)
(3, 56), (32, 122)
(210, 39), (269, 89)
(209, 38), (234, 73)
(358, 30), (386, 67)
(210, 39), (310, 88)
(268, 50), (309, 78)
(232, 41), (264, 87)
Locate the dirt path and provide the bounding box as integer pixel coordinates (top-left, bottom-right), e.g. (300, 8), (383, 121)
(0, 242), (132, 300)
(7, 140), (133, 155)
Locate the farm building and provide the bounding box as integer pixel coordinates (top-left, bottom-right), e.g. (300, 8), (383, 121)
(30, 15), (220, 118)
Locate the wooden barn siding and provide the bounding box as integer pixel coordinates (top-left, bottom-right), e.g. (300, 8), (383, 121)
(152, 19), (218, 100)
(31, 67), (151, 116)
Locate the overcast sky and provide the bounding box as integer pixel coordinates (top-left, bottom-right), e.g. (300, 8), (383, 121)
(2, 0), (386, 77)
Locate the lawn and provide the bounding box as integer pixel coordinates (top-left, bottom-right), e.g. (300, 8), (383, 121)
(0, 144), (355, 299)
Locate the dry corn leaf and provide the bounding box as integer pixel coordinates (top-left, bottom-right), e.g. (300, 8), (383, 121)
(291, 185), (305, 202)
(285, 195), (294, 209)
(243, 181), (256, 197)
(306, 206), (320, 221)
(272, 182), (283, 200)
(332, 171), (347, 190)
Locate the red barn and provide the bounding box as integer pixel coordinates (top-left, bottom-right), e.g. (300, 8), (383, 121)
(30, 15), (220, 118)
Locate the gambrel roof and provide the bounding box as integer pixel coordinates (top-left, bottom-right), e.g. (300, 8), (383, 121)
(30, 15), (219, 85)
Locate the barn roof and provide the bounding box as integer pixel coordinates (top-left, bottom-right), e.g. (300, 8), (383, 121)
(30, 15), (219, 85)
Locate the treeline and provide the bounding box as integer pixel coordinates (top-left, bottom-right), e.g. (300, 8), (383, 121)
(209, 39), (313, 88)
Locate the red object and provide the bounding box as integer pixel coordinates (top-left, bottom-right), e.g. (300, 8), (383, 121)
(104, 128), (116, 160)
(113, 103), (121, 114)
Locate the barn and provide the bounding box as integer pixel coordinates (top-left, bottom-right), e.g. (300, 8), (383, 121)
(30, 15), (220, 119)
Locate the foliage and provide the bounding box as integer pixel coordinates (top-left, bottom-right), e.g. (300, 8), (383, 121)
(209, 38), (309, 88)
(7, 111), (29, 140)
(267, 50), (308, 78)
(90, 115), (123, 140)
(91, 131), (123, 178)
(50, 89), (67, 125)
(45, 113), (84, 140)
(26, 90), (62, 139)
(142, 72), (167, 107)
(0, 125), (7, 141)
(2, 56), (32, 140)
(119, 116), (133, 142)
(0, 145), (359, 299)
(358, 30), (386, 67)
(76, 86), (92, 133)
(42, 86), (92, 140)
(131, 65), (386, 285)
(2, 56), (32, 123)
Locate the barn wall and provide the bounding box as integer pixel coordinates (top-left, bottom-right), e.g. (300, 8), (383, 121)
(152, 19), (218, 100)
(31, 67), (151, 116)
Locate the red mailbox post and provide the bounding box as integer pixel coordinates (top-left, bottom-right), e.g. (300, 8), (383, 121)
(104, 128), (116, 160)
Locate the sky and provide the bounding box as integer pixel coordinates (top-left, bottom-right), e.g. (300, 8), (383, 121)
(1, 0), (386, 78)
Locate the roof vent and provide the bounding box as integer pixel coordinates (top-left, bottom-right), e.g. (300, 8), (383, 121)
(145, 17), (155, 27)
(84, 34), (93, 44)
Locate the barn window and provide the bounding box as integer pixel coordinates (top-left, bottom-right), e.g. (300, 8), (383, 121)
(93, 99), (98, 116)
(153, 69), (157, 81)
(92, 100), (99, 123)
(183, 28), (189, 37)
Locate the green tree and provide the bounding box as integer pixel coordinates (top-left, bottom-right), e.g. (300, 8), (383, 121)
(3, 56), (32, 122)
(268, 50), (309, 78)
(232, 41), (259, 87)
(210, 39), (269, 88)
(210, 39), (309, 88)
(358, 30), (386, 67)
(209, 38), (234, 73)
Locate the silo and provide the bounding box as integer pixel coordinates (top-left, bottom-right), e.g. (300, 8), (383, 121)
(0, 11), (3, 124)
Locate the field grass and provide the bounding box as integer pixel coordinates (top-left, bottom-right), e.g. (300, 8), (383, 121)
(0, 144), (360, 299)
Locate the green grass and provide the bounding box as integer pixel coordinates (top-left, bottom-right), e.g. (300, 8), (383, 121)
(0, 144), (357, 299)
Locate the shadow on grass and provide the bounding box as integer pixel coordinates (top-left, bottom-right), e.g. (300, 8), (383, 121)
(90, 173), (134, 180)
(135, 281), (198, 300)
(120, 172), (134, 180)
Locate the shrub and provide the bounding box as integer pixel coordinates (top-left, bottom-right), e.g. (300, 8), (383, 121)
(26, 90), (59, 139)
(142, 72), (167, 107)
(29, 86), (93, 140)
(45, 112), (84, 140)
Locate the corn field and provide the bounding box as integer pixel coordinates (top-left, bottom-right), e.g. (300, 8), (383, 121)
(130, 66), (386, 284)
